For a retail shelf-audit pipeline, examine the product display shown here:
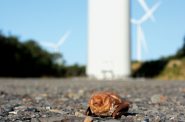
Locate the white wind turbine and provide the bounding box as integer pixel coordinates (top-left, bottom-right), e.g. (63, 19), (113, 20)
(131, 1), (161, 61)
(40, 31), (70, 64)
(41, 31), (70, 53)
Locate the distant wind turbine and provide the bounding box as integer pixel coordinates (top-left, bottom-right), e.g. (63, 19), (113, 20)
(131, 1), (161, 61)
(40, 31), (70, 64)
(41, 31), (70, 53)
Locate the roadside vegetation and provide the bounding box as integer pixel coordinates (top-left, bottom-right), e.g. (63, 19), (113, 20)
(1, 31), (185, 80)
(0, 32), (85, 77)
(132, 36), (185, 80)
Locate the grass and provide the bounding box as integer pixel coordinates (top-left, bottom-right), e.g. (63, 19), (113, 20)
(157, 58), (185, 80)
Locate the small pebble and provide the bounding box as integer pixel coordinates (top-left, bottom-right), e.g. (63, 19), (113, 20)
(151, 94), (167, 104)
(46, 106), (51, 110)
(9, 110), (18, 115)
(75, 111), (86, 117)
(84, 116), (93, 122)
(125, 115), (134, 122)
(142, 117), (149, 122)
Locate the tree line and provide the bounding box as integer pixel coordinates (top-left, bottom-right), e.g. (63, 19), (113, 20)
(0, 33), (85, 77)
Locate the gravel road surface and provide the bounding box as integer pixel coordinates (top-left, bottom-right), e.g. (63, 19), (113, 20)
(0, 78), (185, 122)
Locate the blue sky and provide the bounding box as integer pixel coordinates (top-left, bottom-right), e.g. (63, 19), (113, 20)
(0, 0), (185, 65)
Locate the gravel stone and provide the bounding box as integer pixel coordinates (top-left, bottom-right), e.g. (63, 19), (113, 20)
(84, 116), (93, 122)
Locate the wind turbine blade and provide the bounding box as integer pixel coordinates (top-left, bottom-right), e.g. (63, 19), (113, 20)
(139, 1), (161, 23)
(138, 0), (155, 21)
(131, 19), (139, 24)
(39, 41), (56, 49)
(140, 27), (149, 53)
(57, 31), (70, 46)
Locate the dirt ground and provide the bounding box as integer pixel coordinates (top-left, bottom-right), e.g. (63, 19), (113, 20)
(0, 78), (185, 122)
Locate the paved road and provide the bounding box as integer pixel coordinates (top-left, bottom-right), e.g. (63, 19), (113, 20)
(0, 78), (185, 121)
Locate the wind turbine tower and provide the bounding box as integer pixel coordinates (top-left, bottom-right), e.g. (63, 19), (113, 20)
(87, 0), (130, 80)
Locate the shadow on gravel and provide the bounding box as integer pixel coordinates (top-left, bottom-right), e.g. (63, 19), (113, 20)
(86, 112), (137, 119)
(123, 112), (137, 116)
